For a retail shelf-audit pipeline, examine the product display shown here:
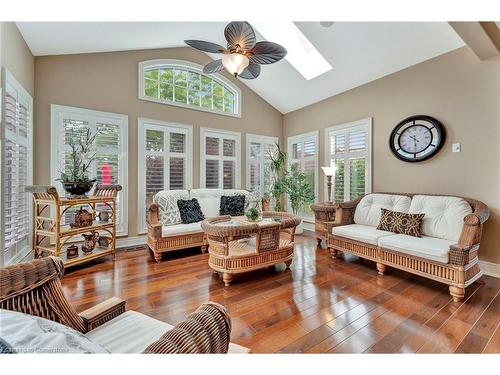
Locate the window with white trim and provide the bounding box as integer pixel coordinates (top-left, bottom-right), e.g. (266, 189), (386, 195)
(287, 131), (319, 218)
(2, 70), (33, 265)
(325, 118), (372, 202)
(139, 59), (241, 117)
(200, 128), (241, 189)
(51, 105), (128, 235)
(138, 118), (193, 232)
(246, 134), (278, 195)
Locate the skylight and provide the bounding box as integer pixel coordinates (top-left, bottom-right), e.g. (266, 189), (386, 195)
(253, 22), (332, 80)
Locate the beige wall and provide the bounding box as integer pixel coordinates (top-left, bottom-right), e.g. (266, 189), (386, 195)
(283, 47), (500, 264)
(34, 47), (283, 237)
(1, 22), (34, 96)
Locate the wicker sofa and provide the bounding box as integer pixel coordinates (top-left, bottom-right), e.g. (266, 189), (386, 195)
(327, 193), (489, 302)
(147, 188), (260, 262)
(0, 256), (248, 353)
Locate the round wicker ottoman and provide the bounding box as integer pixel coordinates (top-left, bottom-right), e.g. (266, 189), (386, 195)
(201, 212), (301, 286)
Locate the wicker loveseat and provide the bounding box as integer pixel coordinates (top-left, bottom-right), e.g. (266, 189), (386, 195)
(0, 256), (248, 353)
(147, 188), (262, 262)
(327, 193), (489, 302)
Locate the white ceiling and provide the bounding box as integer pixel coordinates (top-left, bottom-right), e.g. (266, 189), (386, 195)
(16, 22), (465, 114)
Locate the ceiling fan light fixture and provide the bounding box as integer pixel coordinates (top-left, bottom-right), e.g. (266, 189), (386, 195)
(222, 53), (250, 77)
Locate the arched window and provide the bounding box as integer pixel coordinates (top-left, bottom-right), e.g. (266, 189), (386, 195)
(138, 59), (241, 117)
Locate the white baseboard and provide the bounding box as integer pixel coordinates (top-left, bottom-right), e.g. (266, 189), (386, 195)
(116, 235), (147, 249)
(479, 260), (500, 279)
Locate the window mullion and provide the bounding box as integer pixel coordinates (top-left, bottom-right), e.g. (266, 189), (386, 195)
(164, 130), (170, 190)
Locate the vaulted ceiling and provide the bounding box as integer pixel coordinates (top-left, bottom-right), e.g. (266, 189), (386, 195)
(17, 22), (465, 114)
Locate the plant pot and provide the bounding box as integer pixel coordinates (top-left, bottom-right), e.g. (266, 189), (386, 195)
(295, 222), (304, 235)
(62, 181), (95, 197)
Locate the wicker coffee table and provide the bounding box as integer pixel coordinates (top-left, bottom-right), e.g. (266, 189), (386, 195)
(201, 212), (301, 286)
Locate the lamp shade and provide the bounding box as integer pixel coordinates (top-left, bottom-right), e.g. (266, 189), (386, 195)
(222, 53), (249, 76)
(321, 166), (335, 177)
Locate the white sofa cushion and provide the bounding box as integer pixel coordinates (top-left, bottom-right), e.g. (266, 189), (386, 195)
(332, 224), (395, 246)
(378, 234), (453, 263)
(409, 195), (472, 241)
(153, 190), (190, 226)
(85, 310), (248, 353)
(354, 194), (412, 227)
(161, 222), (203, 237)
(189, 189), (223, 217)
(0, 309), (108, 353)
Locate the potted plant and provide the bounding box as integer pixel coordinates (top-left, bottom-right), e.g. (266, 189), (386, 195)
(268, 143), (287, 211)
(284, 164), (315, 234)
(58, 128), (98, 197)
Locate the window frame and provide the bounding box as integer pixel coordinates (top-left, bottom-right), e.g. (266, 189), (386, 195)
(287, 130), (319, 221)
(246, 133), (279, 195)
(1, 69), (34, 266)
(138, 59), (242, 118)
(137, 117), (193, 233)
(200, 127), (241, 189)
(50, 104), (129, 236)
(324, 117), (372, 202)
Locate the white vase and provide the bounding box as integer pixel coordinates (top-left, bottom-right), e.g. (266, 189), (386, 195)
(295, 222), (304, 235)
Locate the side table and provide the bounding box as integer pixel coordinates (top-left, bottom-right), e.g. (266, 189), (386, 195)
(310, 202), (336, 246)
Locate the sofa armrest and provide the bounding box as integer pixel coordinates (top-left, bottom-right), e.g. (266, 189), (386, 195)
(449, 243), (480, 266)
(143, 302), (231, 354)
(147, 203), (162, 239)
(79, 297), (126, 332)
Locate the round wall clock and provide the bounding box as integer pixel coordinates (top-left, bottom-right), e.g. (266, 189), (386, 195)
(389, 115), (445, 162)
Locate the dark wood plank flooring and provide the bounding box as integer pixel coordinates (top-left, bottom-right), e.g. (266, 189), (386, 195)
(61, 233), (500, 353)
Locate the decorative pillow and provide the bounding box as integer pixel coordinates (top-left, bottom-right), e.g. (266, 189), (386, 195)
(377, 208), (425, 238)
(220, 195), (245, 216)
(177, 198), (205, 224)
(0, 309), (109, 354)
(153, 190), (189, 226)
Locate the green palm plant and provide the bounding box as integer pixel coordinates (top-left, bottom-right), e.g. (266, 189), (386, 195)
(284, 164), (315, 215)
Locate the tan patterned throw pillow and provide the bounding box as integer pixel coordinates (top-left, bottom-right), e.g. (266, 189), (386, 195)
(377, 208), (425, 237)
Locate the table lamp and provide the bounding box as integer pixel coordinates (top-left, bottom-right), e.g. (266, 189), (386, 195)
(321, 166), (335, 203)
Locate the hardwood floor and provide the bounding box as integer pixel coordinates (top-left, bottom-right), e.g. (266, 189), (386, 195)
(61, 233), (500, 353)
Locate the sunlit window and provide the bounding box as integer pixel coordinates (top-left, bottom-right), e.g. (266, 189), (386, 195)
(139, 59), (241, 117)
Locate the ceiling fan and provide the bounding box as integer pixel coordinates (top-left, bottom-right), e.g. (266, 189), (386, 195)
(184, 21), (287, 79)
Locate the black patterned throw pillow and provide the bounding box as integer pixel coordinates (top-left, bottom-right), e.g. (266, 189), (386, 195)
(177, 198), (205, 224)
(377, 208), (425, 237)
(220, 195), (245, 216)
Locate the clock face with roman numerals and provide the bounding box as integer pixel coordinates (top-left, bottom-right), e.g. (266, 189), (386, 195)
(390, 115), (445, 162)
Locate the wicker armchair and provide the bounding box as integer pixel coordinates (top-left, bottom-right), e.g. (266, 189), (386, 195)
(0, 256), (232, 353)
(201, 212), (301, 286)
(327, 193), (489, 302)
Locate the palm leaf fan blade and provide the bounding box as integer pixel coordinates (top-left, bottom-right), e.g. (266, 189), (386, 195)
(238, 63), (261, 79)
(224, 21), (256, 51)
(184, 40), (227, 53)
(203, 59), (225, 74)
(249, 41), (287, 65)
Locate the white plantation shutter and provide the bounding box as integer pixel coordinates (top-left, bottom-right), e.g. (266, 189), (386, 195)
(246, 134), (278, 195)
(200, 128), (240, 189)
(51, 106), (128, 235)
(138, 119), (193, 232)
(2, 71), (33, 264)
(287, 131), (319, 218)
(326, 119), (372, 202)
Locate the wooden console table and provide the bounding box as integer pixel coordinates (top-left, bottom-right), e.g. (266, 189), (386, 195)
(310, 202), (336, 245)
(26, 184), (122, 268)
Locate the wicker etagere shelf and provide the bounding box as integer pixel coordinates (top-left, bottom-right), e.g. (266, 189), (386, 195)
(26, 184), (122, 268)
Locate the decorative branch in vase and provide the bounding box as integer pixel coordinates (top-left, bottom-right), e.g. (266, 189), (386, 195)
(57, 128), (98, 197)
(268, 142), (287, 211)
